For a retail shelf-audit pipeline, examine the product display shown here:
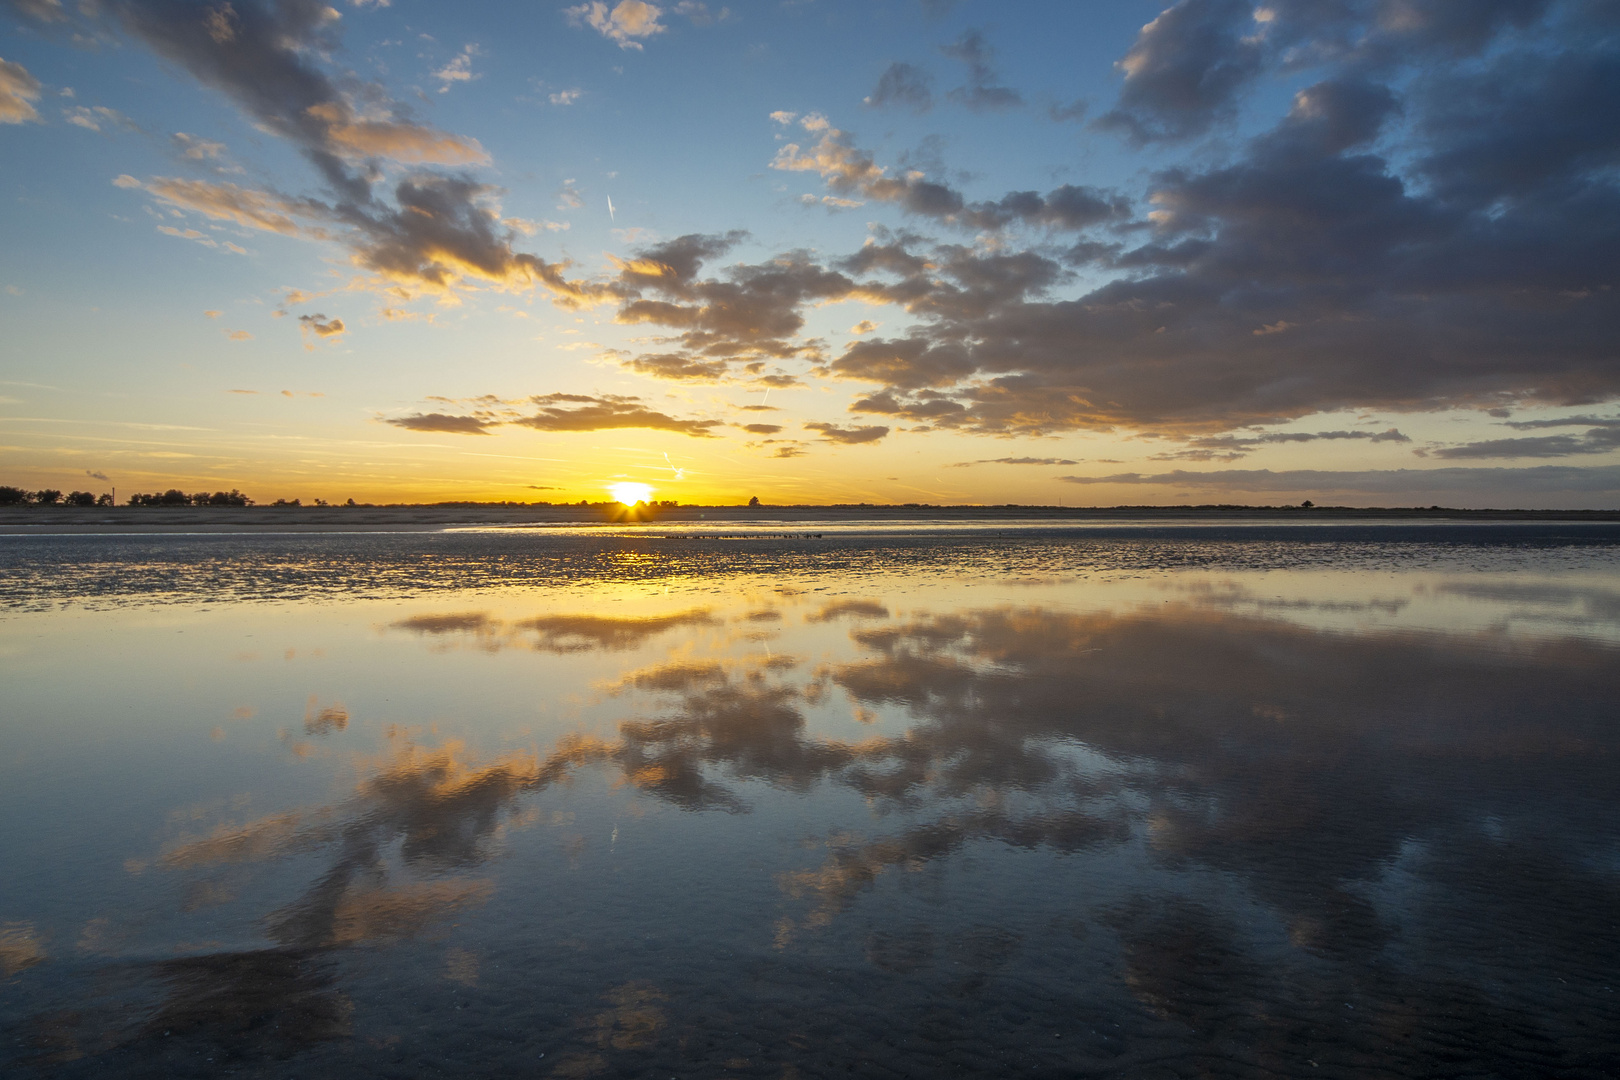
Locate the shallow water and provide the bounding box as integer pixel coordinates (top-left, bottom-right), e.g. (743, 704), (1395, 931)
(2, 525), (1619, 1078)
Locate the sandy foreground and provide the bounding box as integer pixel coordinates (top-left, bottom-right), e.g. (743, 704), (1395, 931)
(3, 503), (1618, 534)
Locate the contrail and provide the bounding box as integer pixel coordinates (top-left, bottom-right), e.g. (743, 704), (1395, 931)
(663, 452), (684, 481)
(607, 195), (615, 223)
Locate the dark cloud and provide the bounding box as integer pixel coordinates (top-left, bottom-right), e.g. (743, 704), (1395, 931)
(620, 353), (732, 381)
(1091, 0), (1554, 147)
(773, 122), (1131, 238)
(939, 29), (1023, 111)
(1093, 0), (1264, 144)
(385, 393), (723, 438)
(98, 0), (603, 306)
(956, 185), (1134, 232)
(1058, 464), (1620, 499)
(1433, 423), (1620, 458)
(804, 31), (1620, 437)
(385, 412), (496, 436)
(740, 423), (783, 434)
(804, 421), (891, 444)
(512, 393), (723, 437)
(1153, 427), (1411, 461)
(612, 232), (859, 363)
(864, 62), (933, 112)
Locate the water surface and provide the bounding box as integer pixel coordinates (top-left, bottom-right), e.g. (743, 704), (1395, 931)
(3, 525), (1618, 1077)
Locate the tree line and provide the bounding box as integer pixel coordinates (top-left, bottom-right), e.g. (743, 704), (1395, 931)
(0, 487), (253, 507)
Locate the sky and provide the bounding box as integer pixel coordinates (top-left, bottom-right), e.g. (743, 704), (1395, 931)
(1, 0), (1618, 507)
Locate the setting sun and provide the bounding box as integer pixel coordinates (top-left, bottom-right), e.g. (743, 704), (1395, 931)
(609, 482), (653, 505)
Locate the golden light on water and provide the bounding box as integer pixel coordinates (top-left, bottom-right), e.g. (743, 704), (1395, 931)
(609, 482), (654, 505)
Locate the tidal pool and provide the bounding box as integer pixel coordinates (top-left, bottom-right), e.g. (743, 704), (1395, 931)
(2, 524), (1618, 1077)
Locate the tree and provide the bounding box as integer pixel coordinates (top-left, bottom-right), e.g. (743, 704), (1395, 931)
(64, 491), (96, 507)
(96, 493), (113, 506)
(33, 489), (62, 505)
(0, 486), (28, 505)
(748, 495), (761, 507)
(1300, 499), (1315, 509)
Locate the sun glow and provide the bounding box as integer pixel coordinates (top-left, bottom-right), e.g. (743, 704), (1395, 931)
(609, 482), (654, 505)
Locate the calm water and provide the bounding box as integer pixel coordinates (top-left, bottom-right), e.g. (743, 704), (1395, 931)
(3, 524), (1619, 1078)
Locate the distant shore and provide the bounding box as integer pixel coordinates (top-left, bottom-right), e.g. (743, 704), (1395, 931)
(4, 503), (1620, 535)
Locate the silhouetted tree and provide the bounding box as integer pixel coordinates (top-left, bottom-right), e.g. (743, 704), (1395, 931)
(96, 493), (113, 506)
(64, 491), (96, 507)
(0, 486), (28, 505)
(33, 489), (62, 505)
(748, 495), (761, 507)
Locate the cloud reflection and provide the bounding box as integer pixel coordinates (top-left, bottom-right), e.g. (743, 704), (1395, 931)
(75, 589), (1619, 1074)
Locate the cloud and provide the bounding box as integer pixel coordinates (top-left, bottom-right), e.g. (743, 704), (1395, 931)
(740, 423), (782, 434)
(1094, 0), (1264, 144)
(611, 231), (862, 362)
(805, 35), (1620, 437)
(8, 0), (67, 23)
(565, 0), (666, 49)
(173, 132), (227, 159)
(619, 352), (731, 381)
(865, 62), (933, 112)
(63, 104), (137, 132)
(1433, 419), (1620, 459)
(673, 1), (727, 25)
(1057, 465), (1620, 499)
(298, 313), (344, 336)
(947, 457), (1080, 467)
(85, 469), (110, 481)
(772, 122), (1129, 233)
(1049, 97), (1087, 123)
(432, 45), (479, 92)
(160, 224), (225, 248)
(139, 177), (307, 235)
(385, 412), (497, 435)
(804, 421), (890, 444)
(939, 29), (1022, 111)
(513, 393), (722, 437)
(0, 58), (42, 125)
(548, 88), (582, 106)
(308, 106), (488, 165)
(228, 329), (252, 340)
(100, 0), (597, 308)
(1151, 428), (1412, 461)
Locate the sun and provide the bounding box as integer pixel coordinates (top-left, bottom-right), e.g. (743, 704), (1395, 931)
(608, 482), (653, 505)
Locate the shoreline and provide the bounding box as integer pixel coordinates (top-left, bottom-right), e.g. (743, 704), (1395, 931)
(4, 503), (1620, 535)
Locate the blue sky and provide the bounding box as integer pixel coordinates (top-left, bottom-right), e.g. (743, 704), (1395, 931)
(2, 0), (1618, 506)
